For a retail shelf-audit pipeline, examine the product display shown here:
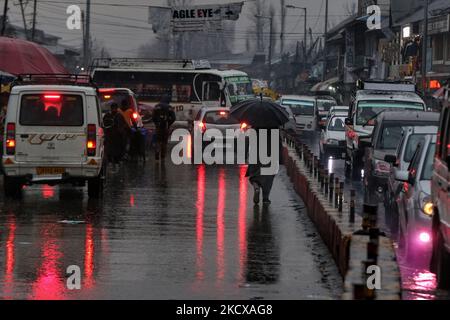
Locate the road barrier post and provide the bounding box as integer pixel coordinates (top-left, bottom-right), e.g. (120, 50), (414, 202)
(338, 182), (344, 213)
(334, 177), (340, 208)
(350, 190), (356, 223)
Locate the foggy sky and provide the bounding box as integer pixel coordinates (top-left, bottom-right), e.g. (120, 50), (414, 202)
(4, 0), (357, 57)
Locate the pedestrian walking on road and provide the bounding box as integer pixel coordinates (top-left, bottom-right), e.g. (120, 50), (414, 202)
(152, 95), (176, 161)
(103, 103), (129, 169)
(246, 128), (282, 205)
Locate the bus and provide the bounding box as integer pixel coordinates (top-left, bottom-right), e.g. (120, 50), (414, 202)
(90, 59), (254, 127)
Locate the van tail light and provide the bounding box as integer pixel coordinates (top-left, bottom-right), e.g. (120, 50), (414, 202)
(87, 124), (97, 157)
(132, 112), (139, 120)
(6, 123), (16, 156)
(240, 122), (248, 132)
(198, 122), (206, 134)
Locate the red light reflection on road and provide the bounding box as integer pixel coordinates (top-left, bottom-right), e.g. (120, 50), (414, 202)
(30, 225), (65, 300)
(3, 217), (16, 298)
(216, 169), (226, 282)
(130, 194), (135, 207)
(196, 165), (205, 281)
(42, 185), (55, 199)
(238, 166), (248, 283)
(84, 223), (95, 288)
(187, 134), (192, 159)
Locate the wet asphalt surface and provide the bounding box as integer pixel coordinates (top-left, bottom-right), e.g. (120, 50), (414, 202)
(301, 133), (450, 300)
(0, 149), (342, 300)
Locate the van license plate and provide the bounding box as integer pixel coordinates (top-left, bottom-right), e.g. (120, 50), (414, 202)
(36, 167), (65, 175)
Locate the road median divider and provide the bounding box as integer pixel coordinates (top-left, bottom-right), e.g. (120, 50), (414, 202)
(282, 137), (401, 300)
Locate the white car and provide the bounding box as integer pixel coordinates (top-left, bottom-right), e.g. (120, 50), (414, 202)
(319, 112), (347, 159)
(327, 106), (349, 120)
(279, 95), (317, 133)
(191, 107), (246, 154)
(395, 134), (436, 262)
(2, 74), (105, 198)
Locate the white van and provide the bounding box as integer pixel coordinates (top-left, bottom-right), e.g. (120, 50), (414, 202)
(279, 95), (317, 133)
(2, 74), (105, 198)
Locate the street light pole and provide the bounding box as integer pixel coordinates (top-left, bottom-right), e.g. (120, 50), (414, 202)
(322, 0), (329, 81)
(422, 0), (429, 95)
(255, 15), (274, 80)
(285, 5), (307, 63)
(1, 0), (8, 36)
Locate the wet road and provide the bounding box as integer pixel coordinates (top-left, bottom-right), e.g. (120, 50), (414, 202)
(0, 155), (342, 300)
(301, 132), (450, 300)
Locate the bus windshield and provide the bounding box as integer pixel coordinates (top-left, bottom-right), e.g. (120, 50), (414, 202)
(356, 100), (424, 125)
(226, 76), (254, 104)
(281, 100), (315, 116)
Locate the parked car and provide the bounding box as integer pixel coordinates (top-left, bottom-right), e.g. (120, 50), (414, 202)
(345, 81), (426, 179)
(319, 112), (347, 160)
(364, 111), (439, 203)
(430, 82), (450, 289)
(384, 126), (438, 232)
(2, 74), (105, 198)
(395, 134), (436, 262)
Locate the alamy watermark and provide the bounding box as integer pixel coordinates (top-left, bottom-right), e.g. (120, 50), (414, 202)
(170, 126), (280, 176)
(367, 5), (382, 31)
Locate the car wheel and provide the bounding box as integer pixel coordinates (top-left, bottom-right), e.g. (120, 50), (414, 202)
(4, 176), (23, 198)
(88, 169), (104, 199)
(436, 229), (450, 289)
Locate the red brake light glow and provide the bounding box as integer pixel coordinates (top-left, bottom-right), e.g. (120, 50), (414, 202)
(240, 122), (248, 131)
(103, 95), (112, 99)
(219, 111), (227, 116)
(132, 112), (139, 120)
(44, 95), (61, 100)
(99, 88), (116, 93)
(87, 124), (97, 156)
(199, 122), (206, 134)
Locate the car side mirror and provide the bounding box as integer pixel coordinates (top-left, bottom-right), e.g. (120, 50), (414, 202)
(395, 170), (409, 182)
(345, 118), (353, 126)
(384, 155), (397, 165)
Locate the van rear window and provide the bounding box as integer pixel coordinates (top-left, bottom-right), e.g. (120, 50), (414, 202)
(20, 94), (84, 126)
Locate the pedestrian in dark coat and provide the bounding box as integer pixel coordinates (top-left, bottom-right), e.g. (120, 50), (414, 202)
(152, 95), (176, 161)
(103, 103), (129, 167)
(246, 128), (283, 205)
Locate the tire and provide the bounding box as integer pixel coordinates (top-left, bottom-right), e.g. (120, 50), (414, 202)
(88, 168), (105, 199)
(4, 176), (22, 198)
(436, 229), (450, 289)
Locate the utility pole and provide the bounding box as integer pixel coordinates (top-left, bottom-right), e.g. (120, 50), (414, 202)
(18, 0), (28, 40)
(1, 0), (8, 36)
(31, 0), (37, 41)
(84, 0), (91, 67)
(322, 0), (329, 81)
(280, 0), (286, 57)
(421, 0), (429, 95)
(255, 15), (274, 80)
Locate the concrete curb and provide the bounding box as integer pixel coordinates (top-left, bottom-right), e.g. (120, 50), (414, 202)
(282, 143), (401, 300)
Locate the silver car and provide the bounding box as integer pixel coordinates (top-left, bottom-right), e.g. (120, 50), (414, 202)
(395, 134), (436, 262)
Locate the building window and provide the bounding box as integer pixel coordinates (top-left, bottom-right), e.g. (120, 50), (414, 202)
(433, 33), (444, 63)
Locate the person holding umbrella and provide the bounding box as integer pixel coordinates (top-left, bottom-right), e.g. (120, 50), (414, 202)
(230, 98), (289, 205)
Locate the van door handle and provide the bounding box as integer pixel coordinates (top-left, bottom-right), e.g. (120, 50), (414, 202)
(20, 134), (29, 138)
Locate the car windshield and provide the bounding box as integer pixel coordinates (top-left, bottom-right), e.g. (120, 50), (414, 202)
(204, 111), (239, 125)
(378, 125), (405, 150)
(404, 134), (427, 162)
(282, 100), (314, 116)
(20, 94), (84, 126)
(328, 116), (346, 132)
(356, 100), (424, 125)
(421, 143), (436, 180)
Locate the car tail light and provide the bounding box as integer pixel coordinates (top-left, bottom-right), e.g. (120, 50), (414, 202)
(198, 122), (206, 134)
(132, 112), (139, 120)
(347, 130), (356, 140)
(240, 122), (248, 132)
(87, 124), (96, 156)
(6, 123), (16, 155)
(44, 94), (61, 100)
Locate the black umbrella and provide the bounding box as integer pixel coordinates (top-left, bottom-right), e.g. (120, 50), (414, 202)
(230, 98), (289, 129)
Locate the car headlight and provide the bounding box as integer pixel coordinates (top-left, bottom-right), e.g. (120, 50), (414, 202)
(419, 192), (433, 216)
